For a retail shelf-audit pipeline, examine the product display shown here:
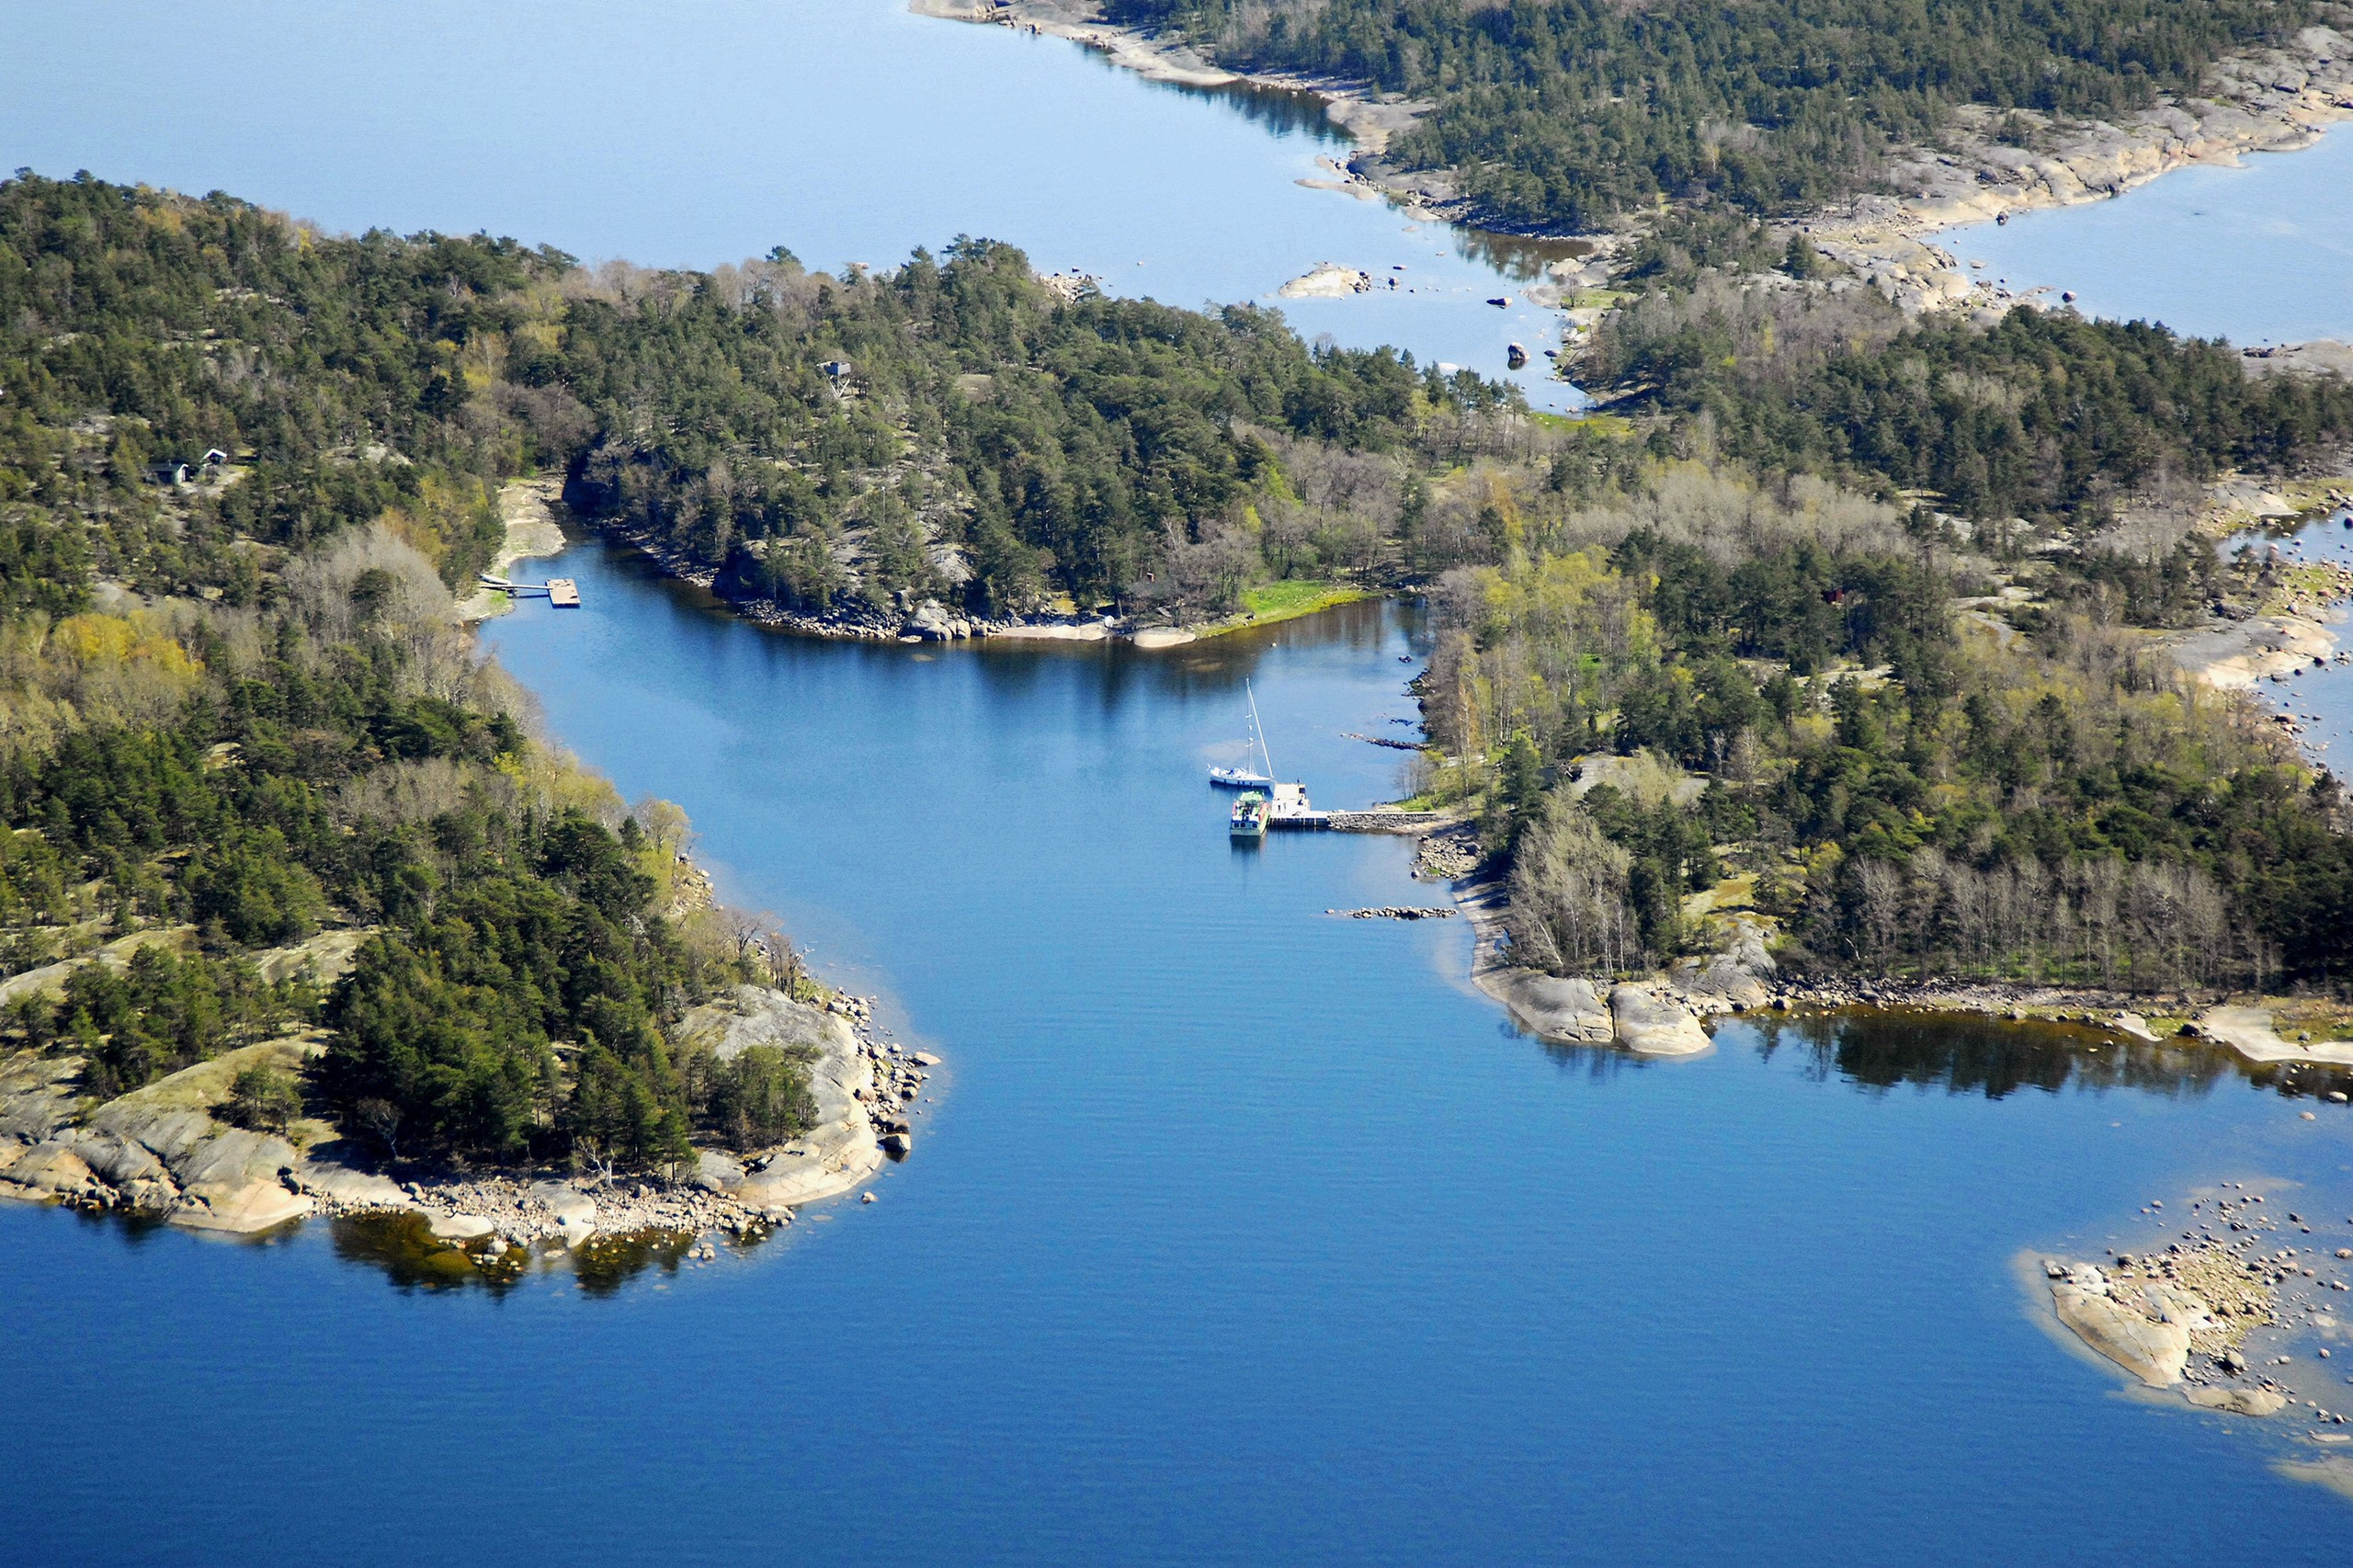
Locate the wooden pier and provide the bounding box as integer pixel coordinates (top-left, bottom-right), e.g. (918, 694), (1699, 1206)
(548, 578), (580, 608)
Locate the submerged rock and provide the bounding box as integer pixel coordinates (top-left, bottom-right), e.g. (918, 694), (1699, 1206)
(2187, 1386), (2288, 1416)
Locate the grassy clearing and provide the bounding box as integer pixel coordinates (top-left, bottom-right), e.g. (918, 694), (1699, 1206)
(1532, 410), (1636, 437)
(1192, 581), (1376, 638)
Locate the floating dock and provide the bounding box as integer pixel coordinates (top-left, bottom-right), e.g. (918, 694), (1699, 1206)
(478, 573), (582, 608)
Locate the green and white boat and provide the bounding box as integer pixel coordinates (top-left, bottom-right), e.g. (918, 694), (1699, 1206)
(1229, 790), (1268, 838)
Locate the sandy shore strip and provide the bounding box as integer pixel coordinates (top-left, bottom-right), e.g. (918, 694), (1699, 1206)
(457, 477), (572, 621)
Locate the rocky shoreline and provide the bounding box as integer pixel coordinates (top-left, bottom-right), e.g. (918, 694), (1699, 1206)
(909, 2), (2353, 333)
(597, 516), (1373, 650)
(907, 0), (1442, 211)
(1810, 27), (2353, 321)
(1419, 816), (2353, 1076)
(0, 982), (937, 1277)
(0, 495), (947, 1274)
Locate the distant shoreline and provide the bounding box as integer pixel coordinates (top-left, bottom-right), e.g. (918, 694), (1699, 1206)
(910, 2), (2353, 331)
(588, 509), (1385, 651)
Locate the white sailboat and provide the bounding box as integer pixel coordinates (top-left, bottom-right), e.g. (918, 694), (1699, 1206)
(1209, 679), (1279, 789)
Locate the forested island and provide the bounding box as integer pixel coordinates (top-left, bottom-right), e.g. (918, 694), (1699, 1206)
(0, 174), (924, 1255)
(1099, 0), (2345, 231)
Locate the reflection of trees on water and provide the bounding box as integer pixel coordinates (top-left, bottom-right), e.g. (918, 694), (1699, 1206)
(1757, 1011), (2260, 1101)
(1526, 1008), (2353, 1101)
(1161, 77), (1349, 142)
(330, 1211), (707, 1298)
(1451, 230), (1596, 281)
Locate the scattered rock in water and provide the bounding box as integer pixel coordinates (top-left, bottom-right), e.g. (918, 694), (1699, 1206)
(1331, 906), (1455, 920)
(1277, 263), (1372, 298)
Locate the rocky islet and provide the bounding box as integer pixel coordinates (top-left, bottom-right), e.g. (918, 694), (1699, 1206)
(2044, 1183), (2353, 1438)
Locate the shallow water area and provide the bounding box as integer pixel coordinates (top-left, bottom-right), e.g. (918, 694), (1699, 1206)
(11, 537), (2353, 1562)
(1932, 125), (2353, 344)
(0, 0), (1580, 407)
(2231, 506), (2353, 764)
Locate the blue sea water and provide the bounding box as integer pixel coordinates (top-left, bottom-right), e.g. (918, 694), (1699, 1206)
(1933, 124), (2353, 345)
(0, 0), (1582, 408)
(10, 543), (2348, 1564)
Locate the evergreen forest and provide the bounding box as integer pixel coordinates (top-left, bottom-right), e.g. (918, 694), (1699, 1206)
(1107, 0), (2325, 229)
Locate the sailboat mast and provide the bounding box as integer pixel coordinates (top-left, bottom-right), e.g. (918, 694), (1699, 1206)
(1247, 679), (1275, 780)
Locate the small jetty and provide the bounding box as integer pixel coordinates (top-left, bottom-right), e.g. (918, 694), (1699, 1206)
(479, 573), (582, 608)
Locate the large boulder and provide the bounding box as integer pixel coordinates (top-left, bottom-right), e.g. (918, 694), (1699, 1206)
(427, 1212), (495, 1241)
(0, 1139), (97, 1198)
(2052, 1281), (2191, 1387)
(0, 1051), (85, 1142)
(68, 1126), (173, 1188)
(529, 1180), (597, 1239)
(1671, 918), (1776, 1011)
(1479, 969), (1612, 1043)
(692, 1151), (746, 1192)
(1609, 986), (1713, 1056)
(169, 1128), (312, 1234)
(173, 1179), (311, 1234)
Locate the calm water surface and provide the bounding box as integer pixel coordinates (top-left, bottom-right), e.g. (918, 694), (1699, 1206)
(1934, 125), (2353, 343)
(7, 541), (2351, 1564)
(0, 0), (1580, 406)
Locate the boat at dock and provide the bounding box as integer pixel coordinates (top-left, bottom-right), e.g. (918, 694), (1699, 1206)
(1209, 680), (1279, 789)
(1229, 790), (1268, 838)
